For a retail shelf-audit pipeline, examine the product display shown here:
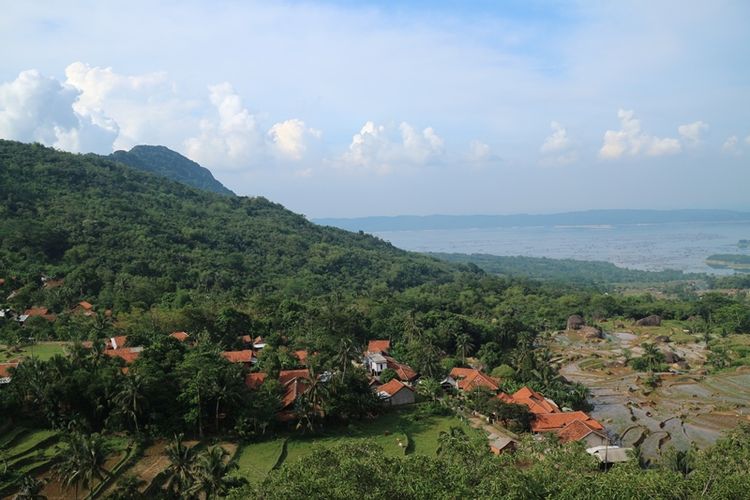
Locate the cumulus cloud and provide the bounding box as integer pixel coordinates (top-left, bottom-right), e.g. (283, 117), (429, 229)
(0, 69), (117, 153)
(540, 121), (577, 166)
(268, 118), (322, 161)
(599, 109), (681, 159)
(184, 82), (264, 169)
(678, 120), (709, 146)
(467, 140), (491, 162)
(342, 121), (444, 173)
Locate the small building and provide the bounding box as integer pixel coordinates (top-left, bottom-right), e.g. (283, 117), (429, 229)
(488, 434), (517, 455)
(245, 372), (268, 389)
(366, 352), (388, 374)
(20, 307), (56, 323)
(104, 346), (142, 364)
(367, 339), (390, 355)
(73, 301), (96, 317)
(170, 331), (190, 342)
(0, 362), (19, 384)
(504, 386), (561, 414)
(377, 379), (415, 406)
(446, 368), (499, 392)
(586, 445), (633, 465)
(221, 350), (255, 365)
(558, 419), (609, 448)
(531, 411), (604, 434)
(385, 357), (418, 383)
(107, 336), (129, 350)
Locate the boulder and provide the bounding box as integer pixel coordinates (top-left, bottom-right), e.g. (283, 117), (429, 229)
(567, 314), (585, 330)
(662, 350), (682, 364)
(635, 315), (662, 327)
(654, 335), (671, 343)
(580, 325), (603, 339)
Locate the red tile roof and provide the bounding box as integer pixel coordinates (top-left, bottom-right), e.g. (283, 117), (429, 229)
(104, 348), (141, 364)
(170, 331), (190, 342)
(281, 377), (309, 409)
(107, 336), (128, 350)
(377, 378), (413, 398)
(449, 368), (499, 392)
(278, 369), (310, 386)
(510, 386), (561, 414)
(531, 411), (604, 433)
(386, 357), (417, 382)
(78, 301), (94, 311)
(0, 362), (19, 379)
(240, 335), (253, 344)
(557, 419), (606, 443)
(245, 372), (268, 389)
(222, 350), (254, 363)
(24, 307), (49, 317)
(497, 392), (514, 403)
(367, 340), (390, 354)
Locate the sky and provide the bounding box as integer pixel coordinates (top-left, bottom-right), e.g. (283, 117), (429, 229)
(0, 0), (749, 218)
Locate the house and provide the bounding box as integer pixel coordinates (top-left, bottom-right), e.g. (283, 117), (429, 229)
(73, 301), (95, 317)
(221, 350), (255, 365)
(503, 386), (560, 414)
(557, 419), (609, 447)
(488, 433), (517, 455)
(20, 307), (57, 323)
(0, 362), (19, 384)
(586, 445), (632, 464)
(104, 346), (142, 364)
(106, 336), (128, 350)
(253, 336), (266, 349)
(445, 368), (500, 392)
(386, 357), (418, 383)
(366, 352), (388, 374)
(277, 369), (313, 422)
(170, 331), (190, 342)
(245, 372), (268, 389)
(367, 339), (390, 355)
(531, 411), (604, 434)
(376, 379), (415, 406)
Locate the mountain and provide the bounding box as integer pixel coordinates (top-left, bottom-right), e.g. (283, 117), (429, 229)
(0, 140), (453, 312)
(315, 209), (750, 232)
(108, 145), (235, 196)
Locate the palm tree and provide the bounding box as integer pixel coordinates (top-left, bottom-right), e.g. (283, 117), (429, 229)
(295, 365), (328, 432)
(54, 432), (110, 500)
(641, 343), (664, 373)
(453, 333), (474, 363)
(333, 338), (361, 380)
(164, 434), (197, 496)
(113, 373), (146, 434)
(190, 446), (237, 499)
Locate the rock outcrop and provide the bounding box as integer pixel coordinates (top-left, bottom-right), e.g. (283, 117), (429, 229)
(635, 315), (662, 327)
(567, 314), (585, 330)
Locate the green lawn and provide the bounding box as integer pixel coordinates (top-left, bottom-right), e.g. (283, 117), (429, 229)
(0, 342), (68, 362)
(234, 406), (471, 484)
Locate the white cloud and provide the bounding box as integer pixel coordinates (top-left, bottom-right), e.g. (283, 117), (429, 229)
(540, 121), (577, 166)
(745, 135), (750, 146)
(467, 140), (491, 162)
(599, 109), (681, 159)
(678, 120), (709, 146)
(0, 69), (117, 153)
(268, 118), (321, 161)
(64, 62), (188, 151)
(341, 121), (444, 173)
(722, 135), (740, 154)
(185, 82), (264, 170)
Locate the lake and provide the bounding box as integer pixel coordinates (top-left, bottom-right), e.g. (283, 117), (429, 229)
(373, 221), (750, 274)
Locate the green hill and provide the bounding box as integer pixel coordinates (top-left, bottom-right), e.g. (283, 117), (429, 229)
(0, 140), (454, 313)
(108, 145), (235, 195)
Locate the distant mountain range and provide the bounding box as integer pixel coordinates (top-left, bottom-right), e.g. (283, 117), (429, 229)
(108, 145), (234, 196)
(315, 209), (750, 232)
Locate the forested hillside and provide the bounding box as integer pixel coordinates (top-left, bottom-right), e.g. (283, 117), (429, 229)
(0, 140), (454, 313)
(108, 145), (235, 195)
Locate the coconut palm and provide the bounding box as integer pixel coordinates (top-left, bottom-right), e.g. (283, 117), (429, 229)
(641, 343), (664, 373)
(333, 337), (361, 380)
(417, 377), (442, 402)
(54, 432), (110, 500)
(190, 445), (237, 499)
(13, 475), (45, 500)
(113, 373), (146, 434)
(164, 434), (197, 497)
(453, 333), (474, 363)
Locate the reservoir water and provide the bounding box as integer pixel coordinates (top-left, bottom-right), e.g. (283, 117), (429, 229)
(373, 221), (750, 275)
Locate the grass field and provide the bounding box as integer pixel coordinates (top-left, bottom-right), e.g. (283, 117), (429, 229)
(234, 407), (471, 485)
(0, 342), (68, 362)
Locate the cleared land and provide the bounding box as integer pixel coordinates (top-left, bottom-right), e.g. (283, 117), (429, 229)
(0, 342), (68, 362)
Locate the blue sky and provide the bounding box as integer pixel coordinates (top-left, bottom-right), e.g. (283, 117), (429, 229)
(1, 1), (748, 217)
